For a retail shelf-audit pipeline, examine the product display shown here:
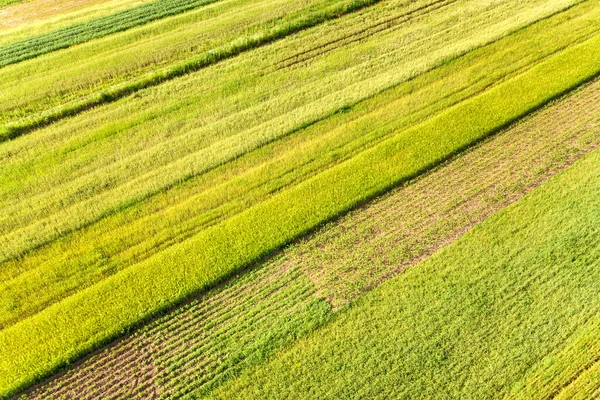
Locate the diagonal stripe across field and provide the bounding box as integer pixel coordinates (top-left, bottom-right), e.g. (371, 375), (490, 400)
(21, 76), (600, 400)
(0, 0), (224, 68)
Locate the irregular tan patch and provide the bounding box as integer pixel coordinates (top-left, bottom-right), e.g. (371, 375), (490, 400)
(297, 78), (600, 308)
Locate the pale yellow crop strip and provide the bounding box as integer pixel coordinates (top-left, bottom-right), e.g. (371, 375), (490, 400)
(0, 0), (323, 123)
(0, 0), (584, 264)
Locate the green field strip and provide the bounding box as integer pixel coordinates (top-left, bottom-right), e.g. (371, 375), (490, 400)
(21, 76), (600, 398)
(0, 0), (228, 69)
(0, 0), (160, 51)
(2, 27), (600, 398)
(1, 1), (595, 332)
(0, 0), (590, 271)
(0, 0), (388, 139)
(25, 255), (330, 399)
(213, 147), (600, 399)
(507, 309), (600, 398)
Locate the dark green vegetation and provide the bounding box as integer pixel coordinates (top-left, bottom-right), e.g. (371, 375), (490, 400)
(2, 0), (600, 398)
(0, 0), (221, 68)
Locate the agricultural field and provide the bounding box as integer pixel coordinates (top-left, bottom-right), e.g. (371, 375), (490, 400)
(1, 0), (600, 398)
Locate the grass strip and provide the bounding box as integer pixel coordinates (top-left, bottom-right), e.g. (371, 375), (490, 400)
(0, 0), (222, 69)
(0, 30), (598, 398)
(0, 0), (382, 142)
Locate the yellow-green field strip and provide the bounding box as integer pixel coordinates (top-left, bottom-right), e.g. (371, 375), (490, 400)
(20, 75), (600, 400)
(1, 0), (593, 272)
(0, 0), (383, 140)
(0, 0), (583, 139)
(1, 23), (599, 398)
(213, 136), (600, 400)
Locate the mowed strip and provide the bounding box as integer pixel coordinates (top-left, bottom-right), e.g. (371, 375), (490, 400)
(1, 24), (600, 397)
(1, 1), (597, 332)
(21, 76), (600, 400)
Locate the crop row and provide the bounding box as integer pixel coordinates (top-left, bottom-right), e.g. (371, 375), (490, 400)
(0, 0), (223, 68)
(22, 75), (600, 399)
(0, 0), (422, 135)
(26, 254), (326, 399)
(1, 0), (596, 331)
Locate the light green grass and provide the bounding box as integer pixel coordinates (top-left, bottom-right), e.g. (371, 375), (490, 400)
(1, 26), (599, 398)
(0, 0), (596, 331)
(212, 146), (600, 399)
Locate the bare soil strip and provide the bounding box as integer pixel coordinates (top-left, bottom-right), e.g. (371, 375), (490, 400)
(23, 79), (600, 399)
(298, 76), (600, 309)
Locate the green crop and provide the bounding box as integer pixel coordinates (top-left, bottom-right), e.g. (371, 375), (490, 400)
(0, 0), (223, 68)
(1, 25), (599, 398)
(213, 146), (600, 399)
(1, 0), (597, 332)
